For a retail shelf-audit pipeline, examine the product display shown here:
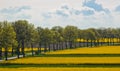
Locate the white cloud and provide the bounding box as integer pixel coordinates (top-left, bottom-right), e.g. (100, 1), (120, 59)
(0, 0), (120, 29)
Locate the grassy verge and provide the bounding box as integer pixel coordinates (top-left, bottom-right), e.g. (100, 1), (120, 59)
(28, 54), (120, 57)
(0, 63), (120, 68)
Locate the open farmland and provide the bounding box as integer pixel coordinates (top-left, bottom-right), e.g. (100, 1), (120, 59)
(2, 57), (120, 64)
(46, 46), (120, 54)
(2, 46), (120, 64)
(0, 68), (120, 71)
(0, 0), (120, 70)
(0, 46), (120, 71)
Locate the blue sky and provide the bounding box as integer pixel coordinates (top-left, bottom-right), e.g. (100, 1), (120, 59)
(0, 0), (120, 29)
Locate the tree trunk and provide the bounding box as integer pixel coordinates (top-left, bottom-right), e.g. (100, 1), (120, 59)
(97, 39), (99, 46)
(69, 41), (72, 49)
(0, 48), (2, 60)
(86, 39), (89, 47)
(48, 44), (51, 52)
(53, 43), (55, 51)
(11, 47), (14, 56)
(61, 42), (64, 50)
(108, 38), (110, 46)
(112, 38), (114, 45)
(79, 39), (81, 47)
(90, 40), (92, 47)
(38, 43), (41, 54)
(5, 47), (8, 61)
(103, 38), (106, 45)
(74, 41), (77, 48)
(83, 40), (86, 47)
(59, 42), (61, 50)
(31, 43), (34, 56)
(94, 40), (96, 46)
(44, 43), (47, 52)
(56, 43), (58, 50)
(65, 41), (68, 49)
(21, 40), (25, 57)
(57, 43), (59, 50)
(101, 38), (103, 46)
(58, 42), (61, 50)
(119, 38), (120, 43)
(110, 38), (112, 45)
(17, 42), (20, 58)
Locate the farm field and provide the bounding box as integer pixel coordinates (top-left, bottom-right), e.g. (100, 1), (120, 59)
(1, 46), (120, 71)
(0, 68), (120, 71)
(2, 57), (120, 64)
(1, 0), (120, 71)
(46, 46), (120, 54)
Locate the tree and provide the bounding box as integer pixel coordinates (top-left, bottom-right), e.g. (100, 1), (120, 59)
(88, 28), (100, 46)
(0, 22), (3, 60)
(78, 29), (84, 47)
(51, 30), (61, 51)
(110, 29), (119, 45)
(81, 30), (96, 47)
(51, 26), (64, 50)
(37, 27), (44, 53)
(26, 24), (38, 56)
(37, 28), (52, 52)
(13, 20), (29, 58)
(116, 29), (120, 43)
(63, 25), (78, 49)
(105, 28), (114, 46)
(11, 39), (18, 56)
(2, 21), (17, 60)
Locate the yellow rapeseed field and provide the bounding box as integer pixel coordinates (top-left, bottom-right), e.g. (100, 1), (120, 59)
(77, 38), (119, 42)
(0, 68), (120, 71)
(1, 46), (120, 64)
(1, 45), (120, 71)
(46, 46), (120, 54)
(2, 57), (120, 64)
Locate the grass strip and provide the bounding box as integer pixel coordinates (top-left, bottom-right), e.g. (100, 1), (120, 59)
(0, 63), (120, 68)
(28, 54), (120, 57)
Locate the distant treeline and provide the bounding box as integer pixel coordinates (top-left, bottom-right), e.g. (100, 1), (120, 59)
(0, 20), (120, 60)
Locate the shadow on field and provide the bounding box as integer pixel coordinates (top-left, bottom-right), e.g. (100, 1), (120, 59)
(1, 63), (120, 68)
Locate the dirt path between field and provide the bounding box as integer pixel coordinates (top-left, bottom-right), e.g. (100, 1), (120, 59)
(0, 55), (23, 61)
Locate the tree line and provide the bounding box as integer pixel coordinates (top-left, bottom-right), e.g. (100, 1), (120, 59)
(0, 20), (120, 60)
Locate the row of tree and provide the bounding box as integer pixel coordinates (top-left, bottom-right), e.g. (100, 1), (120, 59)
(0, 20), (120, 60)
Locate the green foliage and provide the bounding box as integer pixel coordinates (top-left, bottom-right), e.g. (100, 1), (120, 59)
(27, 24), (38, 44)
(37, 27), (44, 44)
(1, 21), (17, 48)
(82, 29), (96, 40)
(42, 28), (53, 44)
(37, 27), (53, 45)
(63, 25), (78, 42)
(0, 22), (3, 48)
(13, 20), (29, 41)
(0, 20), (120, 60)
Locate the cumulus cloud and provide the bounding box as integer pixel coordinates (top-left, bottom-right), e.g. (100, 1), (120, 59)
(0, 6), (31, 14)
(40, 2), (118, 29)
(0, 6), (31, 21)
(56, 10), (69, 17)
(115, 5), (120, 12)
(61, 5), (69, 10)
(81, 9), (94, 16)
(83, 0), (110, 13)
(0, 0), (120, 29)
(43, 4), (95, 19)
